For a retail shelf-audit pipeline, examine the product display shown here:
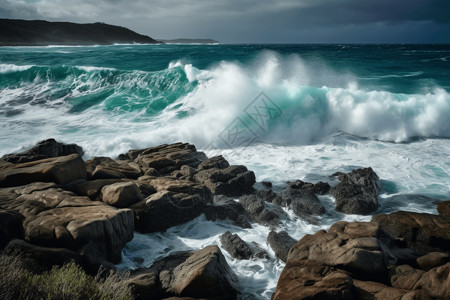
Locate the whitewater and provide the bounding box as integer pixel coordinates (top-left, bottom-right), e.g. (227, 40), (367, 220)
(1, 44), (449, 298)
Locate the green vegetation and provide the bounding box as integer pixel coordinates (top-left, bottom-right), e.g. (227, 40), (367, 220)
(0, 254), (133, 300)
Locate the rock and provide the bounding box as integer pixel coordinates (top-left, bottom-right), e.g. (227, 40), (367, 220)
(134, 143), (207, 175)
(204, 195), (251, 228)
(413, 262), (450, 298)
(171, 165), (197, 181)
(86, 157), (142, 180)
(194, 165), (256, 197)
(197, 155), (230, 170)
(438, 201), (450, 218)
(163, 245), (238, 298)
(373, 211), (450, 258)
(0, 154), (86, 187)
(287, 179), (331, 195)
(1, 138), (83, 164)
(66, 178), (122, 200)
(126, 271), (160, 300)
(261, 181), (272, 188)
(3, 239), (84, 272)
(131, 179), (213, 233)
(132, 246), (238, 299)
(279, 187), (325, 224)
(220, 231), (253, 260)
(287, 221), (386, 279)
(331, 167), (380, 215)
(239, 194), (280, 226)
(0, 183), (134, 264)
(389, 264), (425, 290)
(0, 209), (23, 249)
(267, 231), (297, 262)
(353, 280), (407, 300)
(101, 181), (142, 208)
(272, 260), (354, 300)
(416, 252), (450, 271)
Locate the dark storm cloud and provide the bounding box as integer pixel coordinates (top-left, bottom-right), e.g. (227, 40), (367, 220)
(0, 0), (448, 43)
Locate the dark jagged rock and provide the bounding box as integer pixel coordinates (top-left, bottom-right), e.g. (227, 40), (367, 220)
(331, 167), (381, 215)
(287, 179), (331, 195)
(220, 231), (253, 260)
(0, 209), (23, 249)
(267, 230), (297, 262)
(1, 138), (83, 164)
(438, 200), (450, 218)
(197, 155), (230, 171)
(127, 246), (238, 299)
(204, 195), (251, 228)
(0, 19), (158, 46)
(279, 187), (325, 224)
(0, 154), (86, 187)
(239, 194), (280, 226)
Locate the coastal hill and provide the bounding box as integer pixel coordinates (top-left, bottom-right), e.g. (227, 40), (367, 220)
(0, 19), (158, 46)
(158, 38), (219, 44)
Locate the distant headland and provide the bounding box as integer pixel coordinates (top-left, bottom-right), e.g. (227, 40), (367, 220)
(0, 19), (158, 46)
(158, 38), (219, 44)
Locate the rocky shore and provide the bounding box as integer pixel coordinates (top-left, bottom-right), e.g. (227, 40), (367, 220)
(0, 139), (449, 299)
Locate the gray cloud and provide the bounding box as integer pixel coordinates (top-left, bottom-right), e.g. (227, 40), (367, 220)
(0, 0), (449, 43)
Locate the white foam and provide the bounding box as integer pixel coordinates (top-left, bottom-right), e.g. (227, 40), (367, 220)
(0, 63), (34, 73)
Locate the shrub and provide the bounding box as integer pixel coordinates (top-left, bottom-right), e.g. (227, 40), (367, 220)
(0, 254), (133, 300)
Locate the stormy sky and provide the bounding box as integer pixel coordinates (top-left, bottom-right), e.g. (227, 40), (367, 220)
(1, 0), (449, 43)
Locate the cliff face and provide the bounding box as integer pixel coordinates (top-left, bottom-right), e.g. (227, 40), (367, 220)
(0, 19), (158, 46)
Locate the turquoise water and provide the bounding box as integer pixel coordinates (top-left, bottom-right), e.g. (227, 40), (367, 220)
(1, 44), (450, 299)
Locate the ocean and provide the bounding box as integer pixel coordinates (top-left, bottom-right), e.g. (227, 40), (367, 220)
(1, 44), (450, 298)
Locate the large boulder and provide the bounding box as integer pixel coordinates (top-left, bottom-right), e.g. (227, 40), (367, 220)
(373, 211), (450, 259)
(331, 167), (381, 215)
(0, 154), (86, 187)
(287, 221), (386, 279)
(1, 138), (83, 164)
(127, 246), (238, 299)
(273, 260), (354, 300)
(101, 181), (142, 208)
(0, 183), (134, 264)
(131, 178), (213, 233)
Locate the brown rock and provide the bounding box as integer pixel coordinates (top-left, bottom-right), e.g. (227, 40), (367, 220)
(413, 262), (450, 298)
(272, 260), (353, 300)
(67, 178), (122, 200)
(287, 221), (386, 279)
(101, 181), (142, 208)
(438, 201), (450, 218)
(373, 211), (450, 257)
(0, 154), (86, 187)
(416, 252), (450, 271)
(353, 279), (407, 300)
(390, 264), (425, 290)
(164, 246), (238, 298)
(86, 156), (142, 179)
(194, 165), (255, 197)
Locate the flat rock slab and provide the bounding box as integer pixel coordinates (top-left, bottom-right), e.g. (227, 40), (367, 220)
(0, 154), (86, 187)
